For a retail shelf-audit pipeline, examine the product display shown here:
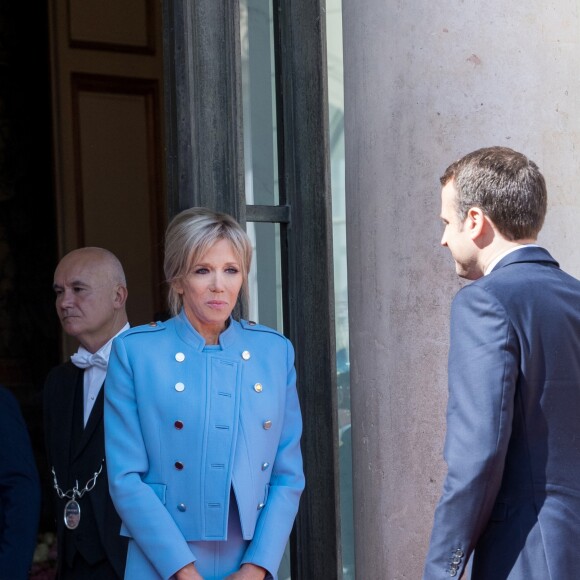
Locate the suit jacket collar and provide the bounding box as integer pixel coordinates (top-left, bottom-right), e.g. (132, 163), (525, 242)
(51, 363), (82, 479)
(491, 246), (559, 273)
(53, 362), (105, 465)
(73, 381), (105, 462)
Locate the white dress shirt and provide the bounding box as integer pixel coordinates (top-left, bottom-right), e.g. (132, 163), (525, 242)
(71, 323), (130, 426)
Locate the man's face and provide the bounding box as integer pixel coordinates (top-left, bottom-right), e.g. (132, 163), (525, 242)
(440, 180), (481, 280)
(53, 251), (120, 351)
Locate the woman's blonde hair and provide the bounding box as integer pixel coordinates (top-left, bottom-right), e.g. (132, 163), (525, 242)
(164, 207), (253, 317)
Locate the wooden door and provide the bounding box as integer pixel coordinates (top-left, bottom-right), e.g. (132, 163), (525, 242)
(48, 0), (166, 353)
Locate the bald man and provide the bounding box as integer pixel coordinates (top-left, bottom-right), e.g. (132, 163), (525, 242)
(44, 248), (129, 579)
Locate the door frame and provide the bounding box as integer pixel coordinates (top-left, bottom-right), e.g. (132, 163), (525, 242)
(163, 1), (342, 577)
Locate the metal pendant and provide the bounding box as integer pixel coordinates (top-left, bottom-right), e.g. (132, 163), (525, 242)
(64, 499), (81, 530)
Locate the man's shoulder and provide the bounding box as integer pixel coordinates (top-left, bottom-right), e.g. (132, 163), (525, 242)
(480, 252), (580, 293)
(46, 359), (77, 375)
(0, 386), (20, 421)
(0, 385), (16, 406)
(453, 252), (580, 317)
(44, 361), (80, 390)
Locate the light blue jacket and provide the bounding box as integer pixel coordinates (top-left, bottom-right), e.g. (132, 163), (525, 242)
(104, 312), (304, 579)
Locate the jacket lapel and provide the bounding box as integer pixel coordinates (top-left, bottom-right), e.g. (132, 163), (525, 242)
(72, 384), (104, 462)
(51, 364), (83, 480)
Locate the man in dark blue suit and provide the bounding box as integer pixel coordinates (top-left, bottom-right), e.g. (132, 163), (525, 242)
(0, 386), (41, 579)
(424, 147), (580, 579)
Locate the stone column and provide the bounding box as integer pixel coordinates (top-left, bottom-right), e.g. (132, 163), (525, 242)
(342, 1), (580, 577)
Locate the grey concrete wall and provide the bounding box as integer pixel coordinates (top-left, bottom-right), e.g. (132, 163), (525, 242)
(342, 1), (580, 578)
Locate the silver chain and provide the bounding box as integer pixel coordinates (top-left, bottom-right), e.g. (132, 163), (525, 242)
(51, 461), (104, 500)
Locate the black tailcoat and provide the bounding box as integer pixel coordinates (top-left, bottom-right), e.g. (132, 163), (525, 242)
(43, 362), (127, 578)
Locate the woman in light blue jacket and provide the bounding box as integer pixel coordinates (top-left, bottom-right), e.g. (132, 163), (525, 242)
(105, 208), (304, 580)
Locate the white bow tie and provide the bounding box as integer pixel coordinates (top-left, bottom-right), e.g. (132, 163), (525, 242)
(70, 352), (108, 370)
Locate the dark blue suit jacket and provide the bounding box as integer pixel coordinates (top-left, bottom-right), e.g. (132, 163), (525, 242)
(0, 386), (41, 580)
(424, 247), (580, 579)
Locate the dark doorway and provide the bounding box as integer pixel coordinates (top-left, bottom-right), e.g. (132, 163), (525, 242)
(0, 0), (59, 537)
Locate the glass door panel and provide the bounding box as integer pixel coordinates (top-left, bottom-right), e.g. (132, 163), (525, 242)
(240, 0), (279, 207)
(247, 221), (283, 331)
(241, 2), (290, 577)
(327, 0), (355, 577)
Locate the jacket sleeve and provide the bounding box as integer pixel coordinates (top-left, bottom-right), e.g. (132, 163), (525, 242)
(241, 338), (305, 577)
(104, 338), (195, 579)
(0, 387), (41, 578)
(423, 285), (519, 579)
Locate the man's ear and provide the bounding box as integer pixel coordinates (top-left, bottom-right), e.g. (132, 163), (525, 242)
(465, 207), (486, 240)
(113, 285), (128, 309)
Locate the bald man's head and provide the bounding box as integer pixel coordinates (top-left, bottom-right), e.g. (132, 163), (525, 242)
(53, 247), (128, 353)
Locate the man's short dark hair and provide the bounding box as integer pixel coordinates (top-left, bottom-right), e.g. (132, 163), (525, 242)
(440, 146), (547, 240)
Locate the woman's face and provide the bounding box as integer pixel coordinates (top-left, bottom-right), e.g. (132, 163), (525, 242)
(175, 238), (244, 343)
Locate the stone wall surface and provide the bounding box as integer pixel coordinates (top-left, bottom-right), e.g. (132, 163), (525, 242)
(342, 1), (580, 578)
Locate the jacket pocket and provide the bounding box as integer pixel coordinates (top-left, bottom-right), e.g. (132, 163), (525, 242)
(146, 482), (167, 504)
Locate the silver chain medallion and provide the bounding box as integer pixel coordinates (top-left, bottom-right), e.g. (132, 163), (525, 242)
(51, 461), (104, 531)
(64, 499), (81, 529)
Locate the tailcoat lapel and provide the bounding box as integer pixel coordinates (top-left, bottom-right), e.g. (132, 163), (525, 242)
(72, 385), (104, 462)
(50, 363), (82, 482)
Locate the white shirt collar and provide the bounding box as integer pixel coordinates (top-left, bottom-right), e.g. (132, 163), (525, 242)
(76, 323), (129, 426)
(73, 322), (130, 362)
(485, 244), (540, 275)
